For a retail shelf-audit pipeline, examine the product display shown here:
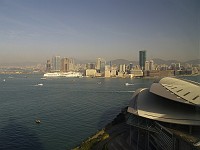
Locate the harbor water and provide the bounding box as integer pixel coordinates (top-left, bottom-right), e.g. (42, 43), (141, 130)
(0, 74), (199, 150)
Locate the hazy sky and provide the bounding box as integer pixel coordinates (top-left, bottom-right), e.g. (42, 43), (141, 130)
(0, 0), (199, 63)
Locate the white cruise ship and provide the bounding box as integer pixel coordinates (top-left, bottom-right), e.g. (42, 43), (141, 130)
(62, 72), (83, 77)
(44, 72), (82, 78)
(43, 72), (61, 77)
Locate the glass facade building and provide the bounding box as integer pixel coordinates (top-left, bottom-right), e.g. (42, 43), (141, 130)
(139, 50), (146, 70)
(52, 56), (61, 71)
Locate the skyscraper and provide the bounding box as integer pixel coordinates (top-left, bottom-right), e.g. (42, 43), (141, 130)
(100, 60), (106, 73)
(149, 60), (155, 71)
(86, 63), (95, 69)
(104, 65), (111, 78)
(129, 63), (133, 70)
(119, 64), (126, 72)
(139, 50), (146, 70)
(61, 58), (74, 72)
(96, 58), (106, 73)
(96, 58), (101, 71)
(145, 61), (149, 71)
(61, 58), (68, 72)
(52, 56), (61, 72)
(46, 59), (51, 72)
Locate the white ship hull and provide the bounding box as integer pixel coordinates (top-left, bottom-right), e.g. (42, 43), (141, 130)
(43, 73), (61, 77)
(44, 72), (82, 77)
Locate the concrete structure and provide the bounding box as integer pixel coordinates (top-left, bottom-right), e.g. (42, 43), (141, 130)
(110, 69), (117, 77)
(86, 63), (95, 69)
(61, 58), (67, 72)
(119, 64), (126, 73)
(129, 63), (133, 70)
(105, 70), (111, 78)
(145, 61), (149, 71)
(60, 58), (74, 72)
(145, 60), (154, 71)
(149, 60), (154, 71)
(127, 77), (200, 150)
(96, 58), (101, 71)
(105, 65), (111, 78)
(130, 69), (143, 77)
(110, 65), (117, 77)
(68, 58), (74, 71)
(147, 70), (174, 77)
(95, 72), (102, 77)
(96, 58), (106, 73)
(139, 50), (146, 70)
(86, 69), (96, 77)
(118, 72), (125, 78)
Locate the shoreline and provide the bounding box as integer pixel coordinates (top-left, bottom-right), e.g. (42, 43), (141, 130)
(72, 107), (130, 150)
(0, 72), (199, 77)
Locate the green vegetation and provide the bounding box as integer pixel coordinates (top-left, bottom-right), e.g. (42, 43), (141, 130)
(72, 107), (128, 150)
(73, 129), (109, 150)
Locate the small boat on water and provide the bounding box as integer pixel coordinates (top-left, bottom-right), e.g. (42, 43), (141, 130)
(41, 77), (46, 80)
(34, 83), (43, 87)
(125, 83), (134, 86)
(35, 120), (41, 124)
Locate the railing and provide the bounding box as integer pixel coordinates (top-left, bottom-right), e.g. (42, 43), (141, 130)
(152, 122), (173, 150)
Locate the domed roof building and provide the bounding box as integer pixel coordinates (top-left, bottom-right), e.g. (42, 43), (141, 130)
(127, 77), (200, 150)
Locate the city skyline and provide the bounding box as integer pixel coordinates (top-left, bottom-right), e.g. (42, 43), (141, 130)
(0, 0), (199, 64)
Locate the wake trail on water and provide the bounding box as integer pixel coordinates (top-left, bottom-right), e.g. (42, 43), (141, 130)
(69, 90), (135, 93)
(31, 84), (44, 87)
(92, 90), (135, 93)
(115, 91), (135, 93)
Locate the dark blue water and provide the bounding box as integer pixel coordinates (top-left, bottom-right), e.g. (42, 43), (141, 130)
(0, 74), (198, 150)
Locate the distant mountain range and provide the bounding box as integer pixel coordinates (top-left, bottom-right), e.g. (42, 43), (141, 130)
(109, 58), (200, 66)
(152, 59), (199, 65)
(185, 59), (200, 65)
(0, 62), (43, 67)
(109, 59), (138, 66)
(0, 59), (199, 67)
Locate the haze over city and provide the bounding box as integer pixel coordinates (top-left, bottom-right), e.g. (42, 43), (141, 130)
(0, 0), (199, 64)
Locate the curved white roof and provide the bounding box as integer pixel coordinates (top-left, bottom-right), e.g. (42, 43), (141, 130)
(150, 83), (193, 105)
(159, 77), (200, 105)
(128, 88), (200, 126)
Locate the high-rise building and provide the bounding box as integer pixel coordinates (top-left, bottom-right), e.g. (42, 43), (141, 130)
(119, 64), (126, 73)
(149, 60), (155, 71)
(129, 63), (133, 70)
(86, 63), (95, 69)
(100, 60), (106, 73)
(46, 59), (51, 72)
(96, 58), (101, 70)
(61, 58), (68, 72)
(61, 58), (74, 72)
(52, 56), (61, 72)
(96, 58), (106, 73)
(68, 58), (74, 71)
(139, 50), (146, 70)
(176, 63), (181, 70)
(145, 61), (149, 71)
(86, 69), (96, 77)
(110, 65), (117, 77)
(104, 65), (111, 78)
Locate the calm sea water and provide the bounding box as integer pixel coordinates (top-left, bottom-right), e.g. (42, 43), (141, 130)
(0, 74), (199, 150)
